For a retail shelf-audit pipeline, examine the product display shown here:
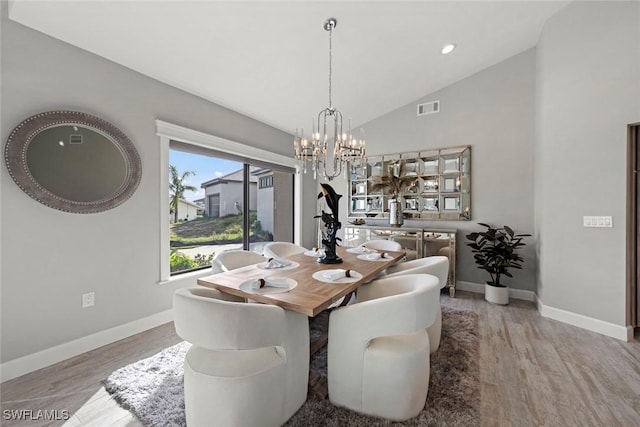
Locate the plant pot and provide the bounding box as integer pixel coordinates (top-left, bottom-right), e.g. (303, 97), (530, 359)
(389, 199), (403, 227)
(485, 283), (509, 305)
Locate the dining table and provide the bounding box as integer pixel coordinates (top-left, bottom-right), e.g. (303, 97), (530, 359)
(197, 245), (406, 398)
(196, 246), (405, 317)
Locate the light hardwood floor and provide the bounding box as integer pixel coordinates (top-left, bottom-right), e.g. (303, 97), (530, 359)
(2, 291), (639, 426)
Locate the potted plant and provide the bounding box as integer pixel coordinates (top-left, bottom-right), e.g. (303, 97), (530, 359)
(369, 161), (417, 227)
(465, 223), (530, 305)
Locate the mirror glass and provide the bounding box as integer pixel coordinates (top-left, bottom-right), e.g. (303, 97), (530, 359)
(27, 125), (128, 202)
(5, 111), (141, 213)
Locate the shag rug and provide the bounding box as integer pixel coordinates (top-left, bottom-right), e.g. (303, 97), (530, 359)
(104, 307), (479, 426)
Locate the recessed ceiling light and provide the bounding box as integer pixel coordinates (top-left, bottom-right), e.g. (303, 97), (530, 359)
(441, 43), (456, 55)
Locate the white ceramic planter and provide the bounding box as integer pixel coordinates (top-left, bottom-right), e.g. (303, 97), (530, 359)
(485, 283), (509, 305)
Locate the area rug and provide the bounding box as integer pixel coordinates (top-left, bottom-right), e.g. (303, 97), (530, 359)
(104, 307), (479, 426)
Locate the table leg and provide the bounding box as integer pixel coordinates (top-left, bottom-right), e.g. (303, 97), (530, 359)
(308, 371), (329, 399)
(310, 333), (328, 355)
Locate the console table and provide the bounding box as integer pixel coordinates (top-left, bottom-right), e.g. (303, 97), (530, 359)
(343, 225), (457, 296)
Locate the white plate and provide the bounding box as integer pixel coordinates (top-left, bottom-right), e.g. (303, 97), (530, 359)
(346, 247), (375, 254)
(312, 269), (362, 284)
(357, 253), (391, 262)
(256, 260), (300, 271)
(304, 250), (325, 257)
(239, 277), (297, 294)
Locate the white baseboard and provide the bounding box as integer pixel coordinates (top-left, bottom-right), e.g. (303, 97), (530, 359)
(459, 283), (632, 341)
(1, 309), (174, 383)
(456, 281), (536, 302)
(538, 302), (632, 342)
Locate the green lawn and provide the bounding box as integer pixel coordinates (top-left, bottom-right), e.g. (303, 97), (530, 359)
(169, 212), (271, 273)
(170, 212), (264, 246)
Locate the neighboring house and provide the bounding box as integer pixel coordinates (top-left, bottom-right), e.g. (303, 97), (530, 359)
(255, 168), (294, 242)
(255, 168), (274, 234)
(201, 168), (257, 218)
(192, 198), (205, 216)
(172, 199), (199, 223)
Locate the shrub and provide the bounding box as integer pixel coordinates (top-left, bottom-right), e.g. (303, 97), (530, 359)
(193, 253), (214, 267)
(170, 251), (197, 272)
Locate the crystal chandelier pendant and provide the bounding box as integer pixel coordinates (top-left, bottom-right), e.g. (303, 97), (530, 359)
(293, 17), (365, 181)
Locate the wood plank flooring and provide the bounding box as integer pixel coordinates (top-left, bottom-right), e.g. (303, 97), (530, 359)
(2, 291), (639, 426)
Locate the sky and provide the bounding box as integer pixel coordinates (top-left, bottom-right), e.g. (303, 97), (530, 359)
(169, 150), (242, 202)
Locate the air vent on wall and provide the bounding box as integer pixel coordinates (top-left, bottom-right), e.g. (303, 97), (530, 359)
(69, 134), (83, 144)
(417, 100), (440, 116)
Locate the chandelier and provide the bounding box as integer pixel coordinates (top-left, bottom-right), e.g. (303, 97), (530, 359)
(294, 17), (365, 181)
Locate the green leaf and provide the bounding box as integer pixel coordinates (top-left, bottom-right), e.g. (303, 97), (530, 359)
(504, 225), (514, 237)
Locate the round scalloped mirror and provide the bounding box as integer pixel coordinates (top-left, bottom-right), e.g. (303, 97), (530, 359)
(4, 111), (141, 213)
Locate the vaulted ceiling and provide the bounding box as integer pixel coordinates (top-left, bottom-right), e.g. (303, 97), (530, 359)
(9, 1), (569, 134)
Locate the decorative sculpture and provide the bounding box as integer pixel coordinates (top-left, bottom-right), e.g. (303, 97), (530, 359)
(316, 183), (343, 264)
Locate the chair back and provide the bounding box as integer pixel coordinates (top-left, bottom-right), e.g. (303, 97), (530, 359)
(263, 242), (307, 259)
(385, 256), (449, 289)
(360, 239), (402, 252)
(212, 250), (265, 273)
(173, 287), (285, 350)
(353, 274), (441, 332)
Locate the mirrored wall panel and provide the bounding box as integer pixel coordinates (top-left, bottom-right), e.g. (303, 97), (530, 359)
(348, 145), (471, 221)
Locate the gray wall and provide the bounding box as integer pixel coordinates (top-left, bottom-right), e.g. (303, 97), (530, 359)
(536, 1), (640, 325)
(332, 49), (537, 291)
(0, 11), (316, 363)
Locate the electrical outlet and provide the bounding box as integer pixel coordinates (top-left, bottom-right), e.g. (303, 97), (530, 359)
(82, 292), (95, 308)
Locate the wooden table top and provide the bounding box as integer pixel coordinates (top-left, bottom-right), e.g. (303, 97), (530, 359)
(197, 246), (405, 317)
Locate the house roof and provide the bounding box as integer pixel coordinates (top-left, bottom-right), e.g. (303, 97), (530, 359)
(201, 167), (259, 188)
(252, 167), (272, 177)
(178, 199), (200, 208)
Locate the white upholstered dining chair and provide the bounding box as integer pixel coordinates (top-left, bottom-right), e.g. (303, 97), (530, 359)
(173, 287), (309, 427)
(211, 249), (265, 273)
(384, 256), (450, 353)
(263, 241), (307, 259)
(327, 274), (441, 421)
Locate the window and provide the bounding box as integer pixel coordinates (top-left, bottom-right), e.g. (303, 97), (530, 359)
(160, 123), (299, 279)
(169, 151), (243, 275)
(169, 149), (295, 275)
(259, 175), (274, 189)
(158, 121), (301, 282)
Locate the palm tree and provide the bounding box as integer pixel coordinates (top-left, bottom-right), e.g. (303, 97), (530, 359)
(169, 165), (197, 223)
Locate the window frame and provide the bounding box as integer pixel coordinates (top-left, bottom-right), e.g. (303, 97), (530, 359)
(156, 120), (301, 283)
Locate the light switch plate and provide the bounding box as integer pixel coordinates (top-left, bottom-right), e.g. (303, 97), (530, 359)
(583, 216), (613, 228)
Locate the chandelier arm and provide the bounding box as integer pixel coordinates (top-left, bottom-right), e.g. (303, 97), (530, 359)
(319, 157), (341, 181)
(328, 20), (333, 109)
(320, 109), (327, 142)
